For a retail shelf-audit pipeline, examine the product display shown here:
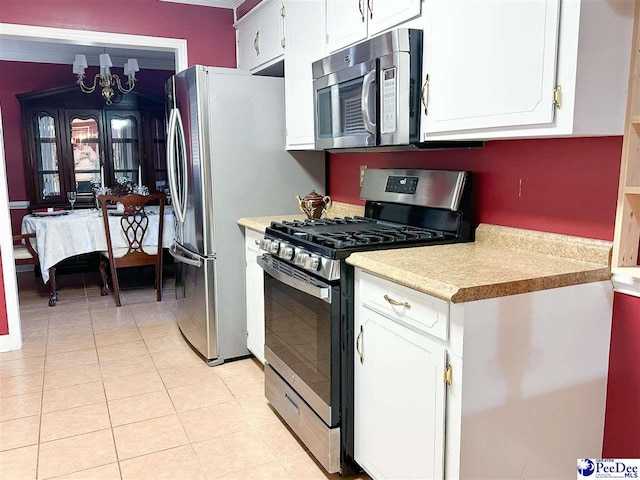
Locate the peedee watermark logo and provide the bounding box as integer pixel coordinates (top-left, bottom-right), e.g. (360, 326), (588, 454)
(578, 459), (640, 479)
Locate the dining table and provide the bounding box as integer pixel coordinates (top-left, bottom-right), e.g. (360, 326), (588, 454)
(21, 206), (175, 306)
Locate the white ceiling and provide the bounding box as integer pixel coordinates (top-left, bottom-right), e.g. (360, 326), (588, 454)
(0, 38), (176, 71)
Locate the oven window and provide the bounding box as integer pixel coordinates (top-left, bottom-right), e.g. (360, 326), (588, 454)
(264, 274), (332, 405)
(317, 77), (373, 139)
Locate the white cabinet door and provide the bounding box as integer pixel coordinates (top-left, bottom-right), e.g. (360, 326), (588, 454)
(354, 306), (447, 480)
(422, 0), (560, 135)
(283, 0), (326, 149)
(245, 230), (265, 364)
(367, 0), (421, 37)
(237, 15), (261, 71)
(326, 0), (368, 53)
(236, 0), (285, 73)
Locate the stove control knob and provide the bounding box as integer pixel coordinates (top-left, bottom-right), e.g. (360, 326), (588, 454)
(281, 246), (294, 260)
(269, 241), (280, 254)
(258, 238), (270, 251)
(294, 252), (308, 267)
(304, 255), (321, 271)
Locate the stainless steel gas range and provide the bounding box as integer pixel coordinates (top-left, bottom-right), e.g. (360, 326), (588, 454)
(257, 169), (474, 474)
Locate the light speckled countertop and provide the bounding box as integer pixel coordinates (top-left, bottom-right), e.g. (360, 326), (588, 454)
(347, 224), (612, 303)
(237, 201), (365, 233)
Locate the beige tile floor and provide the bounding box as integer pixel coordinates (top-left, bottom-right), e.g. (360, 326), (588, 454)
(0, 272), (369, 480)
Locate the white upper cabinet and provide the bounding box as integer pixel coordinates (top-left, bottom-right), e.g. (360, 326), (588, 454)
(367, 0), (422, 37)
(326, 0), (368, 53)
(326, 0), (422, 53)
(422, 0), (560, 134)
(420, 0), (634, 140)
(235, 0), (285, 73)
(283, 0), (326, 149)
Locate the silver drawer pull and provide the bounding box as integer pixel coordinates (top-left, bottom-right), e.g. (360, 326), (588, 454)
(254, 240), (260, 246)
(384, 295), (411, 309)
(284, 393), (299, 415)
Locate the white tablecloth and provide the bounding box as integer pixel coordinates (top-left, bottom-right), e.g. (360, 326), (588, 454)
(21, 207), (175, 283)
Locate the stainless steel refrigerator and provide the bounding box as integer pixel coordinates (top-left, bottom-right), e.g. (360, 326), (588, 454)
(166, 66), (324, 365)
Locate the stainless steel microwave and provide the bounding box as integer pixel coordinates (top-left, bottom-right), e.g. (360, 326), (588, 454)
(312, 29), (423, 150)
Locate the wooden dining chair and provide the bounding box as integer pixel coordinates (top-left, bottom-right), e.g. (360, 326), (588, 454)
(98, 193), (166, 307)
(13, 232), (58, 306)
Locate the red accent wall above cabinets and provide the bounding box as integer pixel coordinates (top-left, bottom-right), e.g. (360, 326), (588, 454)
(603, 292), (640, 457)
(237, 0), (263, 19)
(0, 0), (236, 68)
(328, 137), (623, 241)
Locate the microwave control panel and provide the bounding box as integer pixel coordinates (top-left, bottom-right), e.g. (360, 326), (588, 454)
(381, 67), (397, 134)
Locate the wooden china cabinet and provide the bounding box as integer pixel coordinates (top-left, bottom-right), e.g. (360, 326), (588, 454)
(18, 85), (167, 210)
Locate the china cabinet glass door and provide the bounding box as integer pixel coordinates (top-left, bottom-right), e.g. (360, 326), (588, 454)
(148, 115), (167, 192)
(33, 112), (63, 202)
(65, 110), (104, 203)
(107, 112), (142, 186)
(69, 116), (102, 195)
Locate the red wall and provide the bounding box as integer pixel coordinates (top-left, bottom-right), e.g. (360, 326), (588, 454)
(328, 137), (622, 241)
(603, 293), (640, 457)
(237, 0), (263, 19)
(0, 0), (237, 68)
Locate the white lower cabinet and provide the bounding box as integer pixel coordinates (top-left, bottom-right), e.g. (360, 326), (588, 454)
(244, 228), (265, 363)
(354, 268), (614, 479)
(354, 305), (446, 479)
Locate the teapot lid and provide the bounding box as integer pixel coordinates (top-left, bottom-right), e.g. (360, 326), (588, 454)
(302, 190), (324, 200)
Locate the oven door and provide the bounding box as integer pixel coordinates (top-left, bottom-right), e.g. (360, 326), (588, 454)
(258, 254), (341, 428)
(314, 60), (377, 149)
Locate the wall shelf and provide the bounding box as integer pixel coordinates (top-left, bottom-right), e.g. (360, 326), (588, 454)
(612, 0), (640, 297)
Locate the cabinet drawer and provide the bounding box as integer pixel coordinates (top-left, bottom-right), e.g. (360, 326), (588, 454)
(265, 365), (340, 473)
(244, 228), (263, 257)
(359, 271), (449, 341)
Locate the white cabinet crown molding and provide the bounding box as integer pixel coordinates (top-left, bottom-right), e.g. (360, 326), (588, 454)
(160, 0), (244, 9)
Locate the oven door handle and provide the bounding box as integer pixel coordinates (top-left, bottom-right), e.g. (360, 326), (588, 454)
(258, 255), (332, 304)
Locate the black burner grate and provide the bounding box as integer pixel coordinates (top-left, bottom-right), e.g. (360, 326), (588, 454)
(269, 217), (446, 252)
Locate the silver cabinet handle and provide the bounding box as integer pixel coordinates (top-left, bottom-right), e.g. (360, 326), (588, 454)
(358, 0), (365, 22)
(254, 30), (260, 55)
(384, 294), (411, 309)
(368, 0), (373, 19)
(421, 74), (430, 116)
(356, 325), (364, 364)
(254, 240), (260, 246)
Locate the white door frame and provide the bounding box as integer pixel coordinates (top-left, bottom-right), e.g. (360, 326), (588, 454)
(0, 23), (189, 351)
(0, 105), (22, 351)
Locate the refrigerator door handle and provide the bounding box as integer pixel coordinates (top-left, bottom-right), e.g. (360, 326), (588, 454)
(174, 111), (189, 222)
(169, 243), (202, 268)
(166, 107), (189, 225)
(166, 108), (184, 224)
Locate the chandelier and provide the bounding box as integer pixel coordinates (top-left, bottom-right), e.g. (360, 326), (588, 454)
(72, 53), (139, 105)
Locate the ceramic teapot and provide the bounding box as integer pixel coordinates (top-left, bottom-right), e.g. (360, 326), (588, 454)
(296, 191), (332, 219)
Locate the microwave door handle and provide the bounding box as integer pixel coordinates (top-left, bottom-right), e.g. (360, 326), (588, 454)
(257, 255), (332, 304)
(361, 70), (376, 135)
